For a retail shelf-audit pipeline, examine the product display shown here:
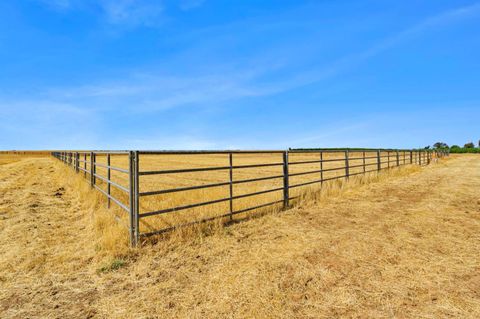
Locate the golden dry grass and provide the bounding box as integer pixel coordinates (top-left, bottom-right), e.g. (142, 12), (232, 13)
(0, 153), (48, 165)
(1, 153), (478, 318)
(85, 150), (426, 236)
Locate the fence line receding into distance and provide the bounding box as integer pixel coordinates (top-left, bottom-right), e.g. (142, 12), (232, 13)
(51, 148), (449, 246)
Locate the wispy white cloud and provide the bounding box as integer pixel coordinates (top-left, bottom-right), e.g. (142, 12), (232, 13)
(38, 0), (205, 26)
(357, 2), (480, 60)
(25, 2), (480, 116)
(261, 2), (480, 94)
(45, 70), (275, 112)
(99, 0), (164, 26)
(179, 0), (205, 11)
(38, 0), (73, 10)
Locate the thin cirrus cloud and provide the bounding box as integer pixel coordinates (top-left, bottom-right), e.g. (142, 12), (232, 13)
(45, 70), (274, 113)
(38, 1), (480, 115)
(39, 0), (204, 26)
(263, 1), (480, 95)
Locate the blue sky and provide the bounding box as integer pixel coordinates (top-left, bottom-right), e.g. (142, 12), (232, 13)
(1, 0), (479, 150)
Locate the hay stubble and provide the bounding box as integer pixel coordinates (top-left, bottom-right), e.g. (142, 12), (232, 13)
(1, 154), (479, 318)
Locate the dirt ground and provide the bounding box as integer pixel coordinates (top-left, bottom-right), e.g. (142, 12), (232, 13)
(1, 155), (479, 318)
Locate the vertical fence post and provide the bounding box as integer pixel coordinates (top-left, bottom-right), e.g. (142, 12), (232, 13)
(75, 152), (79, 173)
(345, 150), (350, 179)
(128, 151), (136, 246)
(410, 151), (413, 164)
(107, 153), (111, 209)
(377, 150), (381, 171)
(134, 151), (140, 246)
(229, 153), (233, 221)
(396, 150), (400, 167)
(387, 151), (390, 169)
(93, 153), (97, 185)
(84, 153), (87, 178)
(320, 151), (324, 185)
(282, 151), (289, 209)
(90, 152), (94, 187)
(419, 151), (422, 166)
(363, 151), (366, 173)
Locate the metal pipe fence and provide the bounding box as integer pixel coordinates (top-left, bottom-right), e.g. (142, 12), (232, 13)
(52, 148), (449, 246)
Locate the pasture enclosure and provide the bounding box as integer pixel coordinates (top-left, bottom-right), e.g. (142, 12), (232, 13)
(51, 149), (449, 246)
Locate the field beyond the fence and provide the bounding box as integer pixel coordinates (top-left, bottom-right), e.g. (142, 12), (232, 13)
(53, 149), (441, 244)
(1, 154), (479, 318)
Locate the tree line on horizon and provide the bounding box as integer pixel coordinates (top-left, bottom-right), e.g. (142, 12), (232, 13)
(428, 140), (480, 153)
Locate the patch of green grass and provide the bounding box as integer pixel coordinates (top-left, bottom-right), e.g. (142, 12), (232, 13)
(97, 258), (127, 273)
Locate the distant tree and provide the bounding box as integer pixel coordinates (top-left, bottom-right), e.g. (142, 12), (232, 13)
(424, 145), (431, 149)
(464, 142), (475, 148)
(478, 140), (480, 148)
(450, 145), (460, 149)
(433, 142), (448, 149)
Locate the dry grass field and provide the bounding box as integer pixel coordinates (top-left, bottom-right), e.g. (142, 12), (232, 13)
(1, 153), (479, 318)
(83, 150), (421, 236)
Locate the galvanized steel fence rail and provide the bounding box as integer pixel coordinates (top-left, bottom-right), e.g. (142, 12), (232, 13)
(52, 148), (449, 246)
